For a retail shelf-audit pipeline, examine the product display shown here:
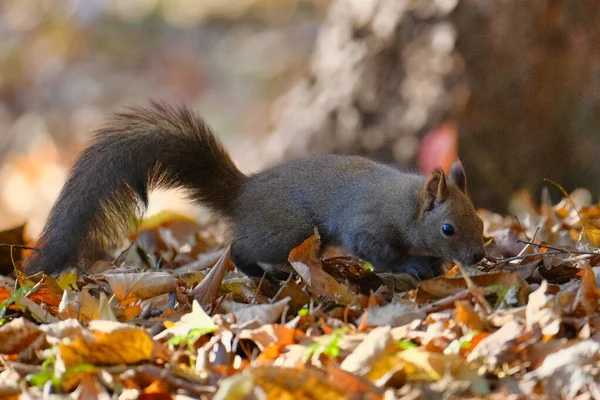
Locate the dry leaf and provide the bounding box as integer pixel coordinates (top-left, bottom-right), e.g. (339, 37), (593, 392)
(523, 339), (600, 398)
(454, 300), (487, 331)
(153, 300), (217, 340)
(577, 264), (600, 315)
(189, 245), (232, 307)
(288, 229), (358, 306)
(361, 303), (425, 327)
(0, 318), (45, 355)
(340, 326), (392, 375)
(466, 319), (524, 366)
(229, 297), (291, 326)
(0, 224), (25, 275)
(59, 321), (154, 366)
(104, 271), (178, 306)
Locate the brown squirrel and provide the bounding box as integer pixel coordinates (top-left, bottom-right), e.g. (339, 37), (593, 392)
(27, 102), (485, 280)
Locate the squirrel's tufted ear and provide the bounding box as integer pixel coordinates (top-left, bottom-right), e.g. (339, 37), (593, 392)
(450, 159), (467, 194)
(422, 168), (447, 212)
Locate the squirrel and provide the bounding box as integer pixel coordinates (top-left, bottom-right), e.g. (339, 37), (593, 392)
(27, 102), (485, 280)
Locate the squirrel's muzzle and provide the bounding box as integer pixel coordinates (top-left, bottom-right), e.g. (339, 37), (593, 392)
(470, 249), (486, 265)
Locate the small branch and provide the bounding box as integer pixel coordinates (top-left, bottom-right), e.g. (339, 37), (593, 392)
(120, 365), (214, 397)
(419, 289), (470, 314)
(516, 240), (600, 256)
(488, 250), (562, 268)
(0, 244), (39, 252)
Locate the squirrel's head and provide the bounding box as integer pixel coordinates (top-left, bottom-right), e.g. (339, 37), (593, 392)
(419, 160), (485, 266)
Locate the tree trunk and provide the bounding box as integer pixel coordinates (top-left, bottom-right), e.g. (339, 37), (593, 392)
(263, 0), (600, 211)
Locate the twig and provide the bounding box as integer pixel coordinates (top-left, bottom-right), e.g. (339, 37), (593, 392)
(488, 251), (562, 268)
(419, 289), (470, 314)
(516, 240), (600, 256)
(0, 244), (39, 252)
(120, 365), (214, 397)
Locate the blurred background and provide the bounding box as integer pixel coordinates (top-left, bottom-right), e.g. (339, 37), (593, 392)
(1, 0), (599, 240)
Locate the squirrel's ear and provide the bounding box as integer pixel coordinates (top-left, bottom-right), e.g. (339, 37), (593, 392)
(422, 168), (447, 212)
(450, 159), (467, 194)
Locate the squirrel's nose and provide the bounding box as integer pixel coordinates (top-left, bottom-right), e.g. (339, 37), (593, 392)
(471, 249), (486, 264)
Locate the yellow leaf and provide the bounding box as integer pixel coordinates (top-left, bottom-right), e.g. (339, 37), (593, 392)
(138, 210), (197, 231)
(399, 348), (490, 393)
(584, 224), (600, 247)
(59, 321), (153, 366)
(57, 272), (78, 291)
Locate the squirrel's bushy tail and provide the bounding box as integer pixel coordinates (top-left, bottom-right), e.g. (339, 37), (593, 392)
(28, 102), (247, 273)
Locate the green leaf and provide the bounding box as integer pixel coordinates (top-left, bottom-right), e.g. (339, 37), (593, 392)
(397, 340), (418, 350)
(297, 307), (309, 316)
(27, 369), (56, 387)
(168, 327), (215, 346)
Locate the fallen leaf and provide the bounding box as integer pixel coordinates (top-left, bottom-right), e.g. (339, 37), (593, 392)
(361, 303), (425, 327)
(0, 318), (46, 355)
(229, 297), (291, 326)
(340, 326), (392, 375)
(522, 339), (600, 398)
(212, 373), (254, 400)
(417, 271), (530, 306)
(0, 224), (25, 275)
(454, 300), (487, 331)
(396, 348), (489, 393)
(288, 229), (358, 306)
(28, 274), (64, 308)
(104, 271), (178, 306)
(154, 300), (217, 340)
(466, 319), (524, 366)
(59, 321), (154, 366)
(525, 280), (559, 333)
(576, 264), (600, 315)
(239, 323), (303, 352)
(249, 365), (366, 400)
(189, 246), (232, 307)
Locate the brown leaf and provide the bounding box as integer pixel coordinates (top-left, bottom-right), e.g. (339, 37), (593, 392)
(229, 297), (291, 326)
(71, 373), (110, 400)
(27, 274), (63, 308)
(361, 303), (426, 328)
(454, 300), (487, 331)
(417, 271), (530, 306)
(577, 264), (600, 315)
(288, 229), (358, 306)
(0, 318), (46, 355)
(466, 319), (525, 366)
(239, 323), (303, 352)
(523, 339), (600, 398)
(454, 262), (492, 313)
(104, 271), (178, 306)
(273, 279), (310, 315)
(0, 224), (25, 275)
(189, 245), (232, 307)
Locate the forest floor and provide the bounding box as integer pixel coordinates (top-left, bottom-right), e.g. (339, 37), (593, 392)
(1, 189), (599, 399)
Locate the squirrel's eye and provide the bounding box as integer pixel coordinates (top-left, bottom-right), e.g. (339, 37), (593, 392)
(442, 224), (454, 237)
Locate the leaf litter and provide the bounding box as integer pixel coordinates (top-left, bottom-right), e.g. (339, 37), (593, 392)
(1, 189), (600, 399)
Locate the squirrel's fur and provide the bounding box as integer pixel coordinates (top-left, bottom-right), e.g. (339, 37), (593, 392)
(28, 102), (485, 280)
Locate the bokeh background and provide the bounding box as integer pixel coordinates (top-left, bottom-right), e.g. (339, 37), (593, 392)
(1, 0), (599, 240)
